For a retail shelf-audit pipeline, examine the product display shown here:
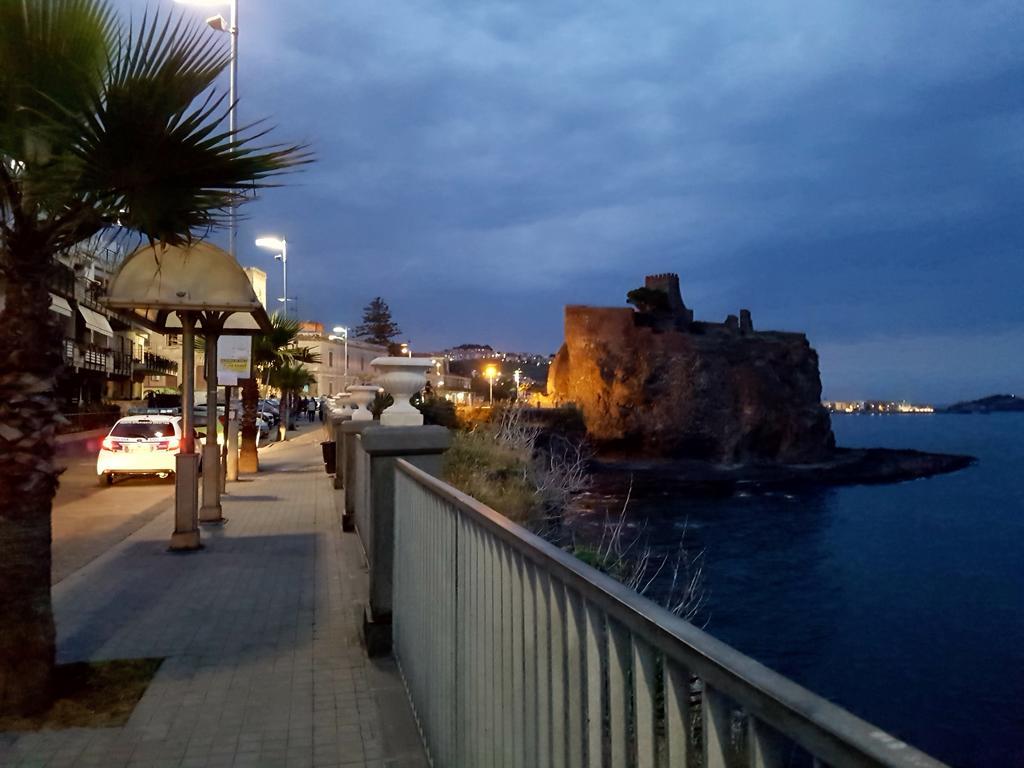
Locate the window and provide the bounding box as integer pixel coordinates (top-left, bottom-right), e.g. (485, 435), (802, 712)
(111, 421), (176, 439)
(329, 351), (334, 367)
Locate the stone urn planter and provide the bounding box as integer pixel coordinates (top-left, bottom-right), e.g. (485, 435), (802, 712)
(347, 385), (380, 422)
(372, 357), (434, 426)
(331, 393), (353, 421)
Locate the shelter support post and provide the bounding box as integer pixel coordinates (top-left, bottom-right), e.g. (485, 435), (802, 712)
(200, 318), (225, 523)
(226, 386), (239, 483)
(170, 312), (201, 550)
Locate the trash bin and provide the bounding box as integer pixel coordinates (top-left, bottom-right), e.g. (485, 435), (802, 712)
(320, 441), (336, 474)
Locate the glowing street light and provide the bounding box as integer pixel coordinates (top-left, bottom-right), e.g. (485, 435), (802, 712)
(484, 365), (498, 406)
(255, 236), (288, 316)
(331, 325), (349, 379)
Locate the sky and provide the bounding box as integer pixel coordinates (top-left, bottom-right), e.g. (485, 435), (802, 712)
(151, 0), (1020, 403)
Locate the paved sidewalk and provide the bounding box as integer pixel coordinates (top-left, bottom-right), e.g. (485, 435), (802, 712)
(1, 430), (427, 768)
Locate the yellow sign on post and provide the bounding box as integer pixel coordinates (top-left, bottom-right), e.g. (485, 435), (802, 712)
(217, 336), (253, 386)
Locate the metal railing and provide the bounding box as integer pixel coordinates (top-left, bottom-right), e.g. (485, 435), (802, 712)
(133, 350), (178, 375)
(392, 459), (948, 768)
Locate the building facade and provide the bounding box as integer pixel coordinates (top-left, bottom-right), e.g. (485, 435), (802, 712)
(0, 239), (178, 414)
(296, 322), (387, 396)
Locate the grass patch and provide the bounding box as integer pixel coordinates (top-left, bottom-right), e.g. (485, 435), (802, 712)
(443, 428), (539, 522)
(0, 658), (163, 731)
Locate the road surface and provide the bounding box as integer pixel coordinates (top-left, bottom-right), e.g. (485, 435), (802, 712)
(49, 421), (318, 583)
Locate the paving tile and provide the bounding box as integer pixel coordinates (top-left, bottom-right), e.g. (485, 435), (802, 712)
(2, 430), (427, 768)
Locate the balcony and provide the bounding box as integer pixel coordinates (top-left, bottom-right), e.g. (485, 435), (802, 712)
(111, 351), (133, 377)
(133, 351), (178, 376)
(62, 338), (113, 373)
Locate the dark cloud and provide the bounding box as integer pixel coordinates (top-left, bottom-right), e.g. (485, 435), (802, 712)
(166, 0), (1022, 401)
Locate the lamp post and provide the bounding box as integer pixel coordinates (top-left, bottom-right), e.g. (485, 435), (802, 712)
(332, 326), (349, 382)
(485, 365), (497, 406)
(255, 236), (287, 316)
(175, 0), (238, 258)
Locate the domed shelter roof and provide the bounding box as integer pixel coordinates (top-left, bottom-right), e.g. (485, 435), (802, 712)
(104, 241), (272, 334)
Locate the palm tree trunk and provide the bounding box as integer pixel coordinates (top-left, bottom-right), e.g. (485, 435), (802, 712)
(239, 376), (259, 472)
(278, 396), (290, 442)
(0, 236), (60, 715)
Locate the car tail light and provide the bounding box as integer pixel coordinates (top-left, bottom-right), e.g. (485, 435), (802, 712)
(101, 437), (121, 451)
(155, 437), (180, 451)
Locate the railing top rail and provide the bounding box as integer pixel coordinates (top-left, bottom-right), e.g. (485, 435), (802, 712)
(395, 459), (949, 768)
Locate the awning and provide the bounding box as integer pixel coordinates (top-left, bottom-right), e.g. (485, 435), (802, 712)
(49, 293), (73, 318)
(78, 305), (113, 337)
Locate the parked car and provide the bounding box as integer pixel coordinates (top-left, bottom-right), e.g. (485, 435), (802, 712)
(96, 415), (200, 485)
(258, 400), (279, 424)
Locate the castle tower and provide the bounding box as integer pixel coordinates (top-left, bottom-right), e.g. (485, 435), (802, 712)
(644, 273), (694, 323)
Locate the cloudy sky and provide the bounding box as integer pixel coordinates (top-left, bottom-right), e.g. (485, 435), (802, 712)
(163, 0), (1020, 403)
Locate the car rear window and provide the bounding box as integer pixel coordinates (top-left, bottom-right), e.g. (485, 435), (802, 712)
(110, 422), (175, 439)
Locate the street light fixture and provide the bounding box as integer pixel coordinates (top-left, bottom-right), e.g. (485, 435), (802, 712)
(484, 365), (498, 406)
(175, 0), (238, 258)
(334, 326), (349, 378)
(255, 237), (288, 317)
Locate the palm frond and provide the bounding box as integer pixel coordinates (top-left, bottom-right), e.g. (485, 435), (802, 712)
(71, 7), (311, 244)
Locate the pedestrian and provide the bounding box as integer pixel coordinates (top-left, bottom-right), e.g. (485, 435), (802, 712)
(318, 396), (326, 422)
(307, 396), (316, 422)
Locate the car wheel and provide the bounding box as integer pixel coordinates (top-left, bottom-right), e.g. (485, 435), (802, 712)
(98, 473), (113, 486)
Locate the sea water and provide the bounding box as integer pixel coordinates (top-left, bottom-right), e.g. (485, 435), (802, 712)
(566, 413), (1024, 767)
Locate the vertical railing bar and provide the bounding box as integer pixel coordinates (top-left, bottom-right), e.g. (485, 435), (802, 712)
(482, 527), (493, 766)
(536, 569), (552, 764)
(565, 586), (585, 768)
(584, 602), (605, 768)
(523, 561), (539, 764)
(446, 494), (456, 763)
(664, 658), (690, 768)
(550, 576), (568, 768)
(492, 539), (502, 766)
(499, 541), (511, 766)
(512, 551), (526, 768)
(474, 523), (485, 765)
(703, 684), (730, 768)
(505, 544), (516, 767)
(608, 618), (631, 768)
(632, 636), (659, 768)
(748, 717), (787, 768)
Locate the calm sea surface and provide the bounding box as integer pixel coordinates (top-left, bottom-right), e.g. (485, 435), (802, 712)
(567, 414), (1024, 767)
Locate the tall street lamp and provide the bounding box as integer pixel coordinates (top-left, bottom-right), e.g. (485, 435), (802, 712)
(175, 0), (238, 258)
(255, 237), (288, 316)
(484, 365), (497, 406)
(332, 326), (349, 380)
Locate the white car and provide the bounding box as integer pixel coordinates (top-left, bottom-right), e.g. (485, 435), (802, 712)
(96, 415), (198, 485)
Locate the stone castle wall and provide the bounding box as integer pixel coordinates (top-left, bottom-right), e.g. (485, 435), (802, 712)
(549, 304), (834, 462)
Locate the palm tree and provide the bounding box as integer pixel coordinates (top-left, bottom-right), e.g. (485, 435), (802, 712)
(269, 362), (316, 441)
(239, 313), (318, 469)
(0, 1), (307, 715)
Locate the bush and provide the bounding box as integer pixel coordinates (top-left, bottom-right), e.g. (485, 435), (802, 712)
(416, 397), (458, 428)
(443, 429), (538, 522)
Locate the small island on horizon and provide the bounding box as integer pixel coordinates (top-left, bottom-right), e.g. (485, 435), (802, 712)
(823, 393), (1022, 415)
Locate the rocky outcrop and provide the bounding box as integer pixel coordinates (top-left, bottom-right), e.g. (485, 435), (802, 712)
(548, 287), (835, 462)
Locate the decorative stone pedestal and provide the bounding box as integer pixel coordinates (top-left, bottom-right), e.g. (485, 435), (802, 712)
(371, 357), (433, 427)
(347, 385), (380, 422)
(355, 424), (451, 655)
